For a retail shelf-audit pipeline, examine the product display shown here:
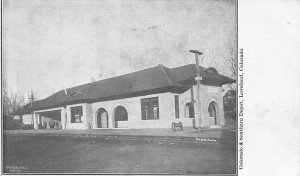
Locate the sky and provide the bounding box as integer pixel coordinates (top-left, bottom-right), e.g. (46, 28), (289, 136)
(3, 0), (236, 100)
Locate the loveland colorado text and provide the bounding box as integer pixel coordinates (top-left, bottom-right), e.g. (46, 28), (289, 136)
(238, 48), (244, 170)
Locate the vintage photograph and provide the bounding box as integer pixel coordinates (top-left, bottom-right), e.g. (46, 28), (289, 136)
(2, 0), (237, 174)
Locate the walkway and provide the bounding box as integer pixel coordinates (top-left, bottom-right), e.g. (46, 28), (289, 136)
(5, 127), (236, 142)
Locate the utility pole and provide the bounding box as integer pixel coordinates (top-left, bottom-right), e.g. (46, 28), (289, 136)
(28, 94), (35, 107)
(189, 50), (203, 131)
(28, 91), (36, 126)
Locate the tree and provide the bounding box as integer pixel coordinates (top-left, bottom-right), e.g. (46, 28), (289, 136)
(2, 81), (38, 116)
(2, 88), (11, 116)
(220, 39), (237, 80)
(2, 89), (26, 116)
(209, 36), (237, 90)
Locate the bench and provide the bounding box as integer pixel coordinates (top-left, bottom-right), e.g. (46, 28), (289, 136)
(172, 122), (183, 131)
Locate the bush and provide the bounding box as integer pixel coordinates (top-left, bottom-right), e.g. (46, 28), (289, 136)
(224, 111), (236, 121)
(38, 124), (44, 129)
(3, 116), (23, 130)
(22, 124), (34, 130)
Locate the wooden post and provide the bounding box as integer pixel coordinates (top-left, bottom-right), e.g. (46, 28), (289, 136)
(28, 94), (36, 127)
(29, 94), (35, 107)
(189, 50), (203, 131)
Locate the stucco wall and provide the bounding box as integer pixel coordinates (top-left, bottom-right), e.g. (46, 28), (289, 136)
(194, 84), (224, 127)
(177, 84), (225, 128)
(22, 114), (32, 125)
(200, 84), (225, 127)
(86, 103), (93, 129)
(39, 83), (224, 130)
(88, 84), (224, 129)
(92, 92), (181, 129)
(65, 103), (87, 129)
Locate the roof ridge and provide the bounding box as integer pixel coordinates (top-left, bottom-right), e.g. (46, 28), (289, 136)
(59, 65), (162, 93)
(158, 64), (174, 86)
(83, 83), (91, 100)
(170, 63), (206, 70)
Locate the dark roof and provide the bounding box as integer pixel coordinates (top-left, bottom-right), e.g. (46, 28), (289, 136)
(11, 100), (44, 115)
(14, 64), (235, 114)
(170, 64), (236, 86)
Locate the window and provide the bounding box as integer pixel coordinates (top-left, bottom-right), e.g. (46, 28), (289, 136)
(141, 97), (159, 120)
(71, 106), (83, 123)
(114, 106), (128, 121)
(175, 95), (179, 118)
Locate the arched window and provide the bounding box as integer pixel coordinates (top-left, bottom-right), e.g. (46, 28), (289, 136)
(113, 106), (128, 128)
(114, 106), (128, 121)
(208, 101), (218, 125)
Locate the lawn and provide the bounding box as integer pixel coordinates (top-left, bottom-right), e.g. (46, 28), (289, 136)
(3, 134), (236, 174)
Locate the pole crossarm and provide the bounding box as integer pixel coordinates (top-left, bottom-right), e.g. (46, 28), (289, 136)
(189, 50), (203, 56)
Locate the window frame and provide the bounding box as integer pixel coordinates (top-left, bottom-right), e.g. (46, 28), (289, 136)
(174, 95), (180, 119)
(70, 106), (83, 123)
(141, 97), (159, 120)
(115, 106), (128, 121)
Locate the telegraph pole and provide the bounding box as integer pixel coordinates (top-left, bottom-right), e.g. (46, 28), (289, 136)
(189, 50), (203, 131)
(28, 94), (35, 107)
(28, 91), (36, 126)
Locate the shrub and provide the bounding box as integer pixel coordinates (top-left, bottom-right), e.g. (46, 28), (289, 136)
(225, 111), (236, 121)
(38, 124), (44, 129)
(3, 116), (23, 130)
(22, 124), (34, 130)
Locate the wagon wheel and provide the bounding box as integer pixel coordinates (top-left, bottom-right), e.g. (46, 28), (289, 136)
(179, 122), (183, 131)
(171, 122), (175, 131)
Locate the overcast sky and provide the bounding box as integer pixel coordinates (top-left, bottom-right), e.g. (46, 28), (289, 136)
(3, 0), (236, 100)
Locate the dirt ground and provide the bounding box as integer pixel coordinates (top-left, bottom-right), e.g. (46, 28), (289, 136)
(3, 134), (237, 174)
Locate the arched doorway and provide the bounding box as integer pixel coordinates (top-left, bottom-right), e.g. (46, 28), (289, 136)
(97, 108), (108, 128)
(185, 102), (194, 119)
(208, 101), (218, 125)
(114, 106), (128, 128)
(185, 102), (195, 128)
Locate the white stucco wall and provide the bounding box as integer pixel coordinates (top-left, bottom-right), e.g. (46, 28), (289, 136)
(22, 114), (33, 125)
(176, 84), (225, 128)
(13, 115), (20, 120)
(86, 103), (93, 129)
(31, 83), (225, 130)
(16, 114), (32, 125)
(200, 84), (225, 127)
(89, 84), (224, 129)
(92, 92), (182, 129)
(65, 103), (87, 129)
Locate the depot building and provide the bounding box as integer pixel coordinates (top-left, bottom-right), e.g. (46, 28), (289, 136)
(14, 64), (235, 130)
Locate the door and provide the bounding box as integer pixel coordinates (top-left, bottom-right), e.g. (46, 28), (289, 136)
(97, 108), (108, 128)
(185, 102), (194, 118)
